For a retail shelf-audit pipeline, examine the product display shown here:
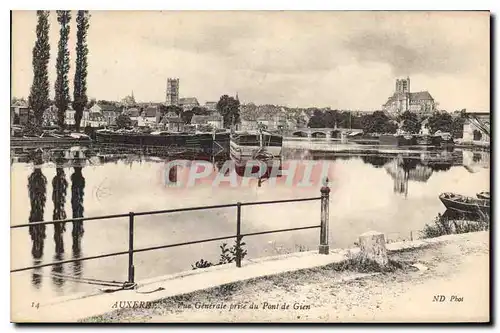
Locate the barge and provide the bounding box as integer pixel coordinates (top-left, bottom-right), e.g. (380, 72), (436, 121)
(95, 130), (230, 155)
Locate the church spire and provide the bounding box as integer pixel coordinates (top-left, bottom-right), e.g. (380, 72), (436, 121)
(235, 92), (239, 102)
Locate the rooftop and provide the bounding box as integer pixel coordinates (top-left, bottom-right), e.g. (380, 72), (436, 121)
(97, 103), (118, 112)
(179, 97), (199, 105)
(143, 107), (158, 117)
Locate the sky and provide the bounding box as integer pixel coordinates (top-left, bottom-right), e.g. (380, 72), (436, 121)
(11, 11), (490, 111)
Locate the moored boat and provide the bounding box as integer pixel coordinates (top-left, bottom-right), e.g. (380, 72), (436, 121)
(95, 129), (230, 154)
(230, 130), (283, 163)
(439, 192), (490, 215)
(477, 191), (490, 200)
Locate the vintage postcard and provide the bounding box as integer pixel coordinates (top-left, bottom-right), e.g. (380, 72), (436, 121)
(10, 10), (490, 323)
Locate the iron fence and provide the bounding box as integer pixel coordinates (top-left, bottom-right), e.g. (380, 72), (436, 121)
(10, 184), (331, 287)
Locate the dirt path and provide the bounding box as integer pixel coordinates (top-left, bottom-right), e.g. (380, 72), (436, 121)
(90, 231), (489, 323)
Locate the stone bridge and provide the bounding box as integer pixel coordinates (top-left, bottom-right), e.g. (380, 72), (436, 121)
(284, 127), (364, 140)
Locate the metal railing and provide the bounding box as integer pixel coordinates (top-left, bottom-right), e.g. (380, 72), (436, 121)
(10, 184), (331, 286)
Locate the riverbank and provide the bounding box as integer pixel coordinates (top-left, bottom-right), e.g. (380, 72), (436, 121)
(79, 231), (489, 323)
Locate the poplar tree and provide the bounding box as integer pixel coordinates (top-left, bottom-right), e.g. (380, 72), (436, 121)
(28, 11), (51, 128)
(72, 10), (90, 131)
(54, 10), (71, 129)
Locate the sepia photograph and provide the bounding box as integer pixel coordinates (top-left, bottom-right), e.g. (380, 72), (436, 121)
(9, 9), (491, 323)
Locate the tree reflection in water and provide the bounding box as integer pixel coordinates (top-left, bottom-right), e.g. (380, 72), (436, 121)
(51, 163), (68, 289)
(27, 152), (47, 289)
(71, 167), (85, 278)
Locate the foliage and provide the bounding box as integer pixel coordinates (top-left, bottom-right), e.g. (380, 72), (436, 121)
(87, 98), (97, 109)
(399, 111), (422, 134)
(97, 100), (117, 106)
(331, 251), (405, 273)
(115, 114), (132, 128)
(216, 95), (240, 128)
(164, 105), (183, 116)
(420, 213), (489, 239)
(73, 10), (90, 132)
(306, 109), (324, 128)
(451, 116), (466, 138)
(307, 109), (380, 131)
(54, 10), (71, 129)
(181, 110), (194, 124)
(28, 11), (51, 128)
(191, 259), (213, 270)
(360, 111), (397, 134)
(427, 111), (453, 134)
(191, 239), (247, 270)
(191, 106), (210, 115)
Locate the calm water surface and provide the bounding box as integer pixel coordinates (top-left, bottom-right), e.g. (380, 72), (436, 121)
(10, 144), (490, 308)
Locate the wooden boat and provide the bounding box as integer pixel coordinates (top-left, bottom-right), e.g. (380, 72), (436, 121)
(230, 130), (283, 163)
(476, 191), (490, 200)
(439, 192), (490, 215)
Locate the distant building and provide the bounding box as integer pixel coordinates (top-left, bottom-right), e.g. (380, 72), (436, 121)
(191, 113), (224, 130)
(124, 107), (141, 124)
(42, 106), (57, 126)
(161, 116), (185, 132)
(82, 111), (107, 128)
(166, 78), (180, 106)
(179, 97), (200, 111)
(11, 103), (31, 126)
(64, 106), (76, 126)
(462, 111), (490, 143)
(419, 118), (430, 135)
(240, 119), (259, 131)
(121, 91), (136, 107)
(205, 101), (217, 111)
(90, 103), (120, 125)
(382, 77), (436, 116)
(138, 106), (159, 127)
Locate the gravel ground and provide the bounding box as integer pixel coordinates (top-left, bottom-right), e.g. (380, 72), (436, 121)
(86, 231), (489, 323)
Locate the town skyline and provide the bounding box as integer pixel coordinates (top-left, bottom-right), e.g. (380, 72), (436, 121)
(11, 11), (490, 111)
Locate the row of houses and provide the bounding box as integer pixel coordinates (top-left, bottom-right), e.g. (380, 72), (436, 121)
(11, 101), (223, 130)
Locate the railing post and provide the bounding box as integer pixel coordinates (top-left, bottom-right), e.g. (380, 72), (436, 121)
(236, 202), (242, 268)
(319, 178), (330, 254)
(128, 212), (135, 284)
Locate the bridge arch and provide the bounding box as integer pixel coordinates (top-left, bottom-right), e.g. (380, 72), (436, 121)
(292, 131), (309, 138)
(311, 131), (327, 138)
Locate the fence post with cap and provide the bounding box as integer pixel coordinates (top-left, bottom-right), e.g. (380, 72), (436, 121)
(319, 177), (330, 254)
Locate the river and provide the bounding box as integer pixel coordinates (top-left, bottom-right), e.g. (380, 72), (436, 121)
(10, 143), (490, 309)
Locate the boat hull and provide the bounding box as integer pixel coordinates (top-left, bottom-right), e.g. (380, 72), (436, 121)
(229, 140), (282, 163)
(476, 191), (490, 200)
(95, 131), (230, 155)
(439, 193), (490, 216)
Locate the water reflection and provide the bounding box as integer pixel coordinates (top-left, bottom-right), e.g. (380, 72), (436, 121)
(51, 156), (68, 288)
(13, 145), (489, 294)
(361, 155), (391, 168)
(27, 151), (47, 289)
(71, 166), (85, 278)
(382, 157), (435, 197)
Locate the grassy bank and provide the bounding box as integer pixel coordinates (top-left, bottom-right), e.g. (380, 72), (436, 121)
(83, 231), (489, 323)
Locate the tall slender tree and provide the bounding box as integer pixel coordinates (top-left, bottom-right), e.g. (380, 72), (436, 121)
(28, 11), (51, 129)
(73, 11), (90, 131)
(54, 10), (71, 129)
